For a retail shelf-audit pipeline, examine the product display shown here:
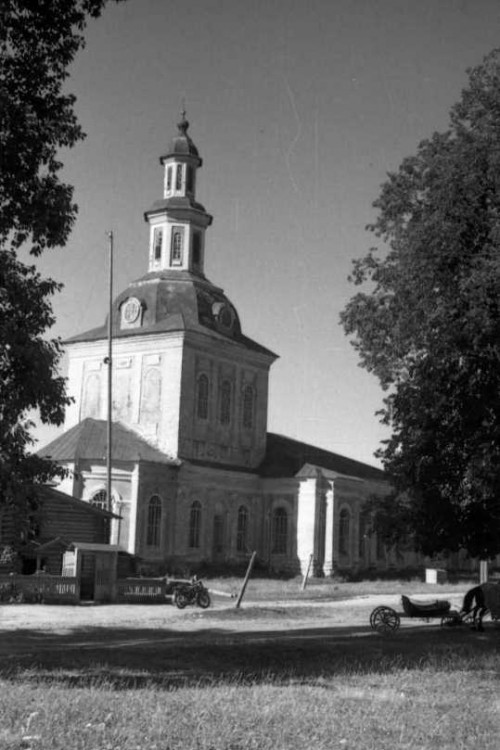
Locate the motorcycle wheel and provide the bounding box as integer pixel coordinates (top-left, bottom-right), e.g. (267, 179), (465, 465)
(197, 590), (211, 609)
(175, 590), (189, 609)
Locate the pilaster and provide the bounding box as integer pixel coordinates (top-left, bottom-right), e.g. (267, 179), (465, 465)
(296, 478), (318, 575)
(323, 481), (335, 576)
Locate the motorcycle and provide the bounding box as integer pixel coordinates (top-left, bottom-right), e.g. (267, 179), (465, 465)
(173, 578), (211, 609)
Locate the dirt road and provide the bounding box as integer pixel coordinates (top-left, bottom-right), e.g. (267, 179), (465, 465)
(4, 590), (496, 685)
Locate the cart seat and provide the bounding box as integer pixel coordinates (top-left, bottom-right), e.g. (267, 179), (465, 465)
(401, 595), (451, 618)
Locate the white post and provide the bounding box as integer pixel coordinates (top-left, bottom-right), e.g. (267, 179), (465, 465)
(479, 559), (488, 584)
(323, 482), (334, 575)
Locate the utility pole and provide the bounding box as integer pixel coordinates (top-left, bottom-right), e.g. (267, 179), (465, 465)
(106, 230), (114, 518)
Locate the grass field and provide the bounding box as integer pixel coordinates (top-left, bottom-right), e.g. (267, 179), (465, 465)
(1, 579), (499, 749)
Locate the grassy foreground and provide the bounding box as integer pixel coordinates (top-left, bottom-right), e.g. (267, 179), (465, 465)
(1, 654), (499, 750)
(1, 579), (498, 749)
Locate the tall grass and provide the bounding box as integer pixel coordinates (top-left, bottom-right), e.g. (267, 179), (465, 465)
(1, 653), (499, 750)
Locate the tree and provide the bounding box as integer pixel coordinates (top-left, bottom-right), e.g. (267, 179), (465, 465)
(0, 1), (125, 542)
(341, 49), (500, 559)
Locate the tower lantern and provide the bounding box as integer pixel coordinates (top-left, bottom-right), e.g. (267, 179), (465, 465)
(144, 112), (212, 275)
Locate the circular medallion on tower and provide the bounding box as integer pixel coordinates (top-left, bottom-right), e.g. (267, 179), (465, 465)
(121, 297), (143, 328)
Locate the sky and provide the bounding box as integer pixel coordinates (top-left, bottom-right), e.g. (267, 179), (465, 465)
(32, 0), (500, 467)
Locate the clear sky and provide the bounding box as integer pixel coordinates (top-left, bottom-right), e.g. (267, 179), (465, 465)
(32, 0), (500, 467)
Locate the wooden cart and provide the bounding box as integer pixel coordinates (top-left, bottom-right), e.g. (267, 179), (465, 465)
(370, 595), (460, 634)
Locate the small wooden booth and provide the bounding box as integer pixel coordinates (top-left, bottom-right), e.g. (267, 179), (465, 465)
(62, 542), (119, 602)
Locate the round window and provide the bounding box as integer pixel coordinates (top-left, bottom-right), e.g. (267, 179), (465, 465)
(123, 297), (141, 324)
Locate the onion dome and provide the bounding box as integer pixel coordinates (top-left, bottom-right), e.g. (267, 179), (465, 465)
(160, 111), (202, 166)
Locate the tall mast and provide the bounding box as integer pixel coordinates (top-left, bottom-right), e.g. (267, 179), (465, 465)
(106, 230), (114, 518)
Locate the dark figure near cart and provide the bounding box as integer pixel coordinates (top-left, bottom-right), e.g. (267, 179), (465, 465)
(460, 582), (500, 631)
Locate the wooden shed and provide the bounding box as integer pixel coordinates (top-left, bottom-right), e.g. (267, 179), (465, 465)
(0, 484), (119, 575)
(62, 542), (119, 602)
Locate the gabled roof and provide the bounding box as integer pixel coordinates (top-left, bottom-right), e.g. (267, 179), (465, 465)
(37, 418), (178, 466)
(67, 542), (120, 552)
(34, 536), (71, 552)
(34, 484), (120, 518)
(259, 433), (386, 482)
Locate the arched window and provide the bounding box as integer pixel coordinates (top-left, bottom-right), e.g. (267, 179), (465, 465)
(90, 490), (107, 511)
(189, 501), (201, 548)
(219, 380), (232, 425)
(166, 166), (172, 192)
(171, 229), (183, 265)
(186, 165), (194, 194)
(196, 374), (209, 420)
(339, 509), (350, 556)
(236, 505), (249, 552)
(192, 232), (201, 268)
(147, 495), (162, 547)
(242, 385), (254, 429)
(153, 228), (163, 261)
(176, 163), (183, 191)
(272, 507), (288, 554)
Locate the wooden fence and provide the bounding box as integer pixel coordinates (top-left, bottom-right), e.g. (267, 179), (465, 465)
(0, 574), (80, 603)
(116, 577), (167, 604)
(0, 575), (181, 605)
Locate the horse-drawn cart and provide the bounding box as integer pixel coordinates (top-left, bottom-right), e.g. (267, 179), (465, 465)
(369, 595), (460, 634)
(370, 583), (500, 634)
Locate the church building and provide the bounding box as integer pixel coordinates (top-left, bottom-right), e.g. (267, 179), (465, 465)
(40, 114), (392, 576)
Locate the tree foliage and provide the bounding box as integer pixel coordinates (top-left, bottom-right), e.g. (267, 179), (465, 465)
(341, 49), (500, 559)
(0, 1), (125, 534)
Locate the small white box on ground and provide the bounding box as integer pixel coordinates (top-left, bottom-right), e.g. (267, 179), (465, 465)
(426, 568), (437, 584)
(426, 568), (447, 584)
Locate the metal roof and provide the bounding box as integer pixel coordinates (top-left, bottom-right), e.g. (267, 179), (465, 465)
(37, 418), (178, 466)
(35, 484), (120, 518)
(259, 433), (387, 482)
(64, 271), (277, 359)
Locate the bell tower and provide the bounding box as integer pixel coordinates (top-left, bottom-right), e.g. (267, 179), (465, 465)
(144, 112), (213, 276)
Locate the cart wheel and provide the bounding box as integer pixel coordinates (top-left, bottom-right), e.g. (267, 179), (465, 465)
(370, 606), (400, 634)
(441, 611), (462, 627)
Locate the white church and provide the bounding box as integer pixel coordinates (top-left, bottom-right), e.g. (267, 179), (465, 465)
(40, 114), (394, 576)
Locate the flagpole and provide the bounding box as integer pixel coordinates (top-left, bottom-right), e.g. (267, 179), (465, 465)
(106, 231), (114, 519)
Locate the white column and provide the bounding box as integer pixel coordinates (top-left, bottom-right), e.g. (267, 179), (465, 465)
(128, 464), (139, 554)
(323, 482), (334, 576)
(296, 478), (318, 575)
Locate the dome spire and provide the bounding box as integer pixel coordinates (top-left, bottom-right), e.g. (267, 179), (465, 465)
(178, 102), (189, 135)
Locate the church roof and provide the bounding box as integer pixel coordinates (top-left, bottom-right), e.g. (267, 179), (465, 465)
(145, 196), (209, 217)
(65, 271), (277, 359)
(37, 418), (178, 465)
(159, 113), (201, 164)
(259, 433), (386, 482)
(34, 485), (120, 518)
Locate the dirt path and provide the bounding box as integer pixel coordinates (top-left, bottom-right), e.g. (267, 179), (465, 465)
(4, 590), (495, 686)
(0, 591), (466, 644)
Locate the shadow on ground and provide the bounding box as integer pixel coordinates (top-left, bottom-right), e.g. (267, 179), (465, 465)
(2, 618), (499, 689)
